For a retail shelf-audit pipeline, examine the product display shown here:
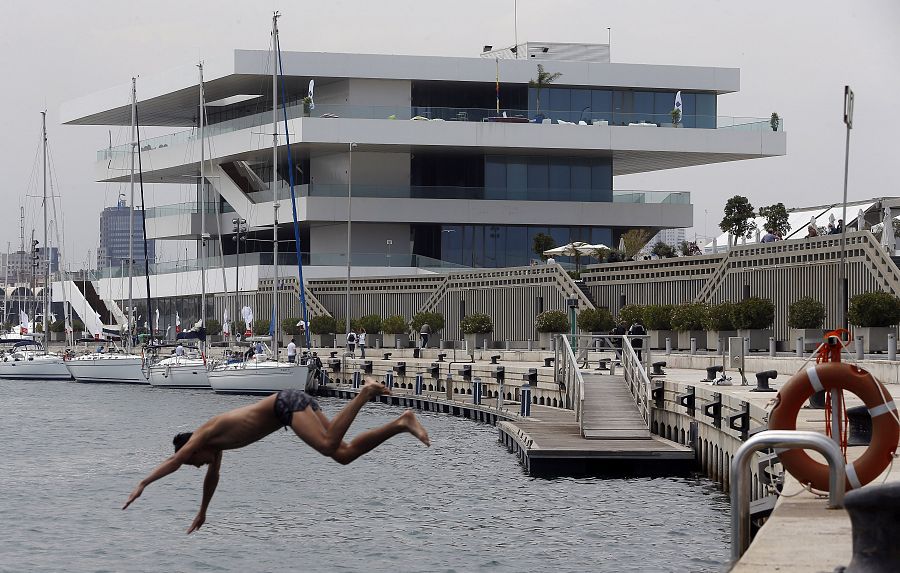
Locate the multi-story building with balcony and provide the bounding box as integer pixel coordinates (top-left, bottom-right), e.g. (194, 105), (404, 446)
(58, 41), (785, 330)
(97, 195), (156, 271)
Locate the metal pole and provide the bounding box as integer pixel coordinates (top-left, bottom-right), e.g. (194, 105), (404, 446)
(345, 142), (356, 338)
(41, 111), (49, 341)
(839, 86), (853, 331)
(127, 78), (136, 351)
(729, 430), (845, 563)
(271, 13), (280, 361)
(199, 62), (206, 331)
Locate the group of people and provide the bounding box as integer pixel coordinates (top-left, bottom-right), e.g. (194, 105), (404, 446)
(607, 320), (648, 361)
(345, 322), (433, 356)
(804, 219), (844, 239)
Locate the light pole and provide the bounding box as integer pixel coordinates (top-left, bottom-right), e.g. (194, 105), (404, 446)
(232, 217), (247, 339)
(839, 86), (854, 332)
(345, 142), (357, 336)
(386, 239), (392, 267)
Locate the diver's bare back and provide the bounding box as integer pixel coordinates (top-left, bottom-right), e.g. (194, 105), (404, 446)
(197, 394), (282, 451)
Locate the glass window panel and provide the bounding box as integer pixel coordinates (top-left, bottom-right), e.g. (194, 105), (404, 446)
(484, 156), (506, 199)
(442, 225), (462, 264)
(527, 157), (549, 201)
(463, 225), (475, 267)
(591, 89), (612, 122)
(570, 89), (591, 123)
(634, 91), (653, 122)
(613, 90), (632, 124)
(472, 225), (484, 267)
(507, 159), (527, 200)
(485, 225), (504, 267)
(591, 227), (612, 248)
(529, 87), (550, 117)
(591, 161), (612, 201)
(549, 88), (571, 122)
(682, 93), (696, 128)
(655, 91), (675, 125)
(549, 159), (571, 201)
(506, 226), (527, 267)
(571, 160), (591, 202)
(696, 93), (716, 129)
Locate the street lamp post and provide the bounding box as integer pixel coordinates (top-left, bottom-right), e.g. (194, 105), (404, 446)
(345, 142), (357, 337)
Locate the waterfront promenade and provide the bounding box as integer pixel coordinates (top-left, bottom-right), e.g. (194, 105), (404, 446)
(320, 346), (898, 572)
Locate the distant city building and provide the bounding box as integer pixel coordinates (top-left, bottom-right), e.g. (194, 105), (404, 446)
(650, 228), (687, 247)
(97, 196), (156, 270)
(0, 247), (59, 285)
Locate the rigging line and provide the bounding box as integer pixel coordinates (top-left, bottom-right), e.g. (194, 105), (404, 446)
(135, 100), (153, 334)
(200, 89), (230, 301)
(277, 30), (311, 350)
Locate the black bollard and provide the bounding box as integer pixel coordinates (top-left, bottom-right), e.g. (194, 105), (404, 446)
(543, 357), (554, 367)
(751, 370), (778, 392)
(807, 389), (827, 409)
(490, 354), (501, 365)
(705, 365), (724, 382)
(846, 405), (872, 446)
(652, 361), (666, 375)
(383, 352), (392, 361)
(839, 482), (900, 572)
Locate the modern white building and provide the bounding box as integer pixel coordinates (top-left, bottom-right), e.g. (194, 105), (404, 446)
(59, 41), (785, 328)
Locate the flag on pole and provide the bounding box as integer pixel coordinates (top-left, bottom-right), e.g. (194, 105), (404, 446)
(223, 308), (230, 335)
(175, 311), (181, 334)
(674, 91), (683, 123)
(154, 308), (160, 333)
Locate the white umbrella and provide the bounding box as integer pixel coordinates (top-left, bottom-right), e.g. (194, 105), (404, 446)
(618, 236), (626, 252)
(543, 241), (592, 257)
(857, 209), (866, 231)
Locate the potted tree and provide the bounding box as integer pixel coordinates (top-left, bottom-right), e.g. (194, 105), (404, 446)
(770, 112), (780, 132)
(281, 317), (301, 346)
(670, 107), (681, 127)
(703, 302), (737, 351)
(787, 297), (825, 352)
(671, 303), (707, 350)
(618, 304), (645, 327)
(309, 315), (337, 348)
(528, 64), (562, 121)
(302, 96), (313, 117)
(577, 308), (615, 335)
(642, 304), (675, 350)
(535, 310), (569, 350)
(382, 315), (410, 349)
(356, 314), (383, 349)
(461, 313), (493, 351)
(719, 195), (757, 248)
(410, 311), (445, 348)
(206, 319), (223, 343)
(732, 297), (775, 351)
(49, 319), (66, 342)
(849, 292), (900, 353)
(532, 232), (556, 262)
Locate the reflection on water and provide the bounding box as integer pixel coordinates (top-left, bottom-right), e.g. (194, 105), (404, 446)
(0, 381), (729, 572)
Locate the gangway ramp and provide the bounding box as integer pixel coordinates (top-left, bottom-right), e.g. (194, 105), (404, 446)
(580, 373), (651, 440)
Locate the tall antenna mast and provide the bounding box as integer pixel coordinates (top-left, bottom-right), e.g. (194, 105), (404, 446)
(41, 111), (49, 340)
(127, 78), (136, 351)
(199, 62), (207, 332)
(271, 11), (281, 361)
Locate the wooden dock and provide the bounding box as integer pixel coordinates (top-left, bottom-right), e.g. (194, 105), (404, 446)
(499, 373), (693, 475)
(327, 369), (694, 477)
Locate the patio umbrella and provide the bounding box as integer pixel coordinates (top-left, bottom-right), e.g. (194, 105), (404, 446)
(543, 241), (592, 257)
(881, 207), (895, 253)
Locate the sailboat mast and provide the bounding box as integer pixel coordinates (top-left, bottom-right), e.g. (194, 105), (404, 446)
(199, 62), (207, 331)
(41, 111), (49, 340)
(127, 78), (136, 351)
(271, 12), (280, 361)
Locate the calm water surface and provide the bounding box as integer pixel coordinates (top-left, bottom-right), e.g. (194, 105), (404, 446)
(0, 380), (729, 572)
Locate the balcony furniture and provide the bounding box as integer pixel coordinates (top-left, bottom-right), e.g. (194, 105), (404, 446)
(485, 116), (529, 123)
(592, 120), (609, 126)
(628, 122), (657, 127)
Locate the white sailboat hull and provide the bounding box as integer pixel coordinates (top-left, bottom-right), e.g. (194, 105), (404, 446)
(0, 355), (72, 380)
(67, 355), (148, 384)
(149, 358), (210, 389)
(208, 361), (308, 395)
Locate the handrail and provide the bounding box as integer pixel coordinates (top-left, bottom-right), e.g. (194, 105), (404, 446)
(621, 335), (653, 425)
(729, 430), (845, 563)
(555, 334), (586, 431)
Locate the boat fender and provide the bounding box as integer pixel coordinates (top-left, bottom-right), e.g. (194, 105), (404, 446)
(769, 362), (899, 491)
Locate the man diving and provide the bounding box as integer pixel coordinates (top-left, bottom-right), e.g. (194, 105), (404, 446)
(123, 379), (430, 533)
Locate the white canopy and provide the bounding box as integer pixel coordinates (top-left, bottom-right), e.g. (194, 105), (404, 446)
(543, 241), (594, 256)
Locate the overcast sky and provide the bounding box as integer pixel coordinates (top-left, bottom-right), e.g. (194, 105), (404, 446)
(1, 0), (898, 267)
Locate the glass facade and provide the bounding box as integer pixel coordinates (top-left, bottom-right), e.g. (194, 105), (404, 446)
(529, 86), (716, 127)
(413, 224), (612, 268)
(485, 155), (612, 202)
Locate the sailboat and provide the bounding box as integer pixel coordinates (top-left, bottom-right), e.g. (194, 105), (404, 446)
(209, 13), (309, 395)
(0, 112), (72, 380)
(150, 63), (212, 389)
(67, 80), (148, 385)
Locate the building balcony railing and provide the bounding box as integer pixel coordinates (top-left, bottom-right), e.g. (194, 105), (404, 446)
(145, 188), (689, 218)
(95, 252), (468, 278)
(97, 101), (783, 159)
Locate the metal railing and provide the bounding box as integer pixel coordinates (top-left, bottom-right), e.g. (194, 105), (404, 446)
(620, 335), (653, 425)
(729, 430), (845, 562)
(555, 334), (586, 430)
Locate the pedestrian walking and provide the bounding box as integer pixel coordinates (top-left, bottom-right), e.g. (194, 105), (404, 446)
(419, 322), (431, 348)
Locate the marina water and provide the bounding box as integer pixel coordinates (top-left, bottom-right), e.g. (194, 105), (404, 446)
(1, 380), (729, 572)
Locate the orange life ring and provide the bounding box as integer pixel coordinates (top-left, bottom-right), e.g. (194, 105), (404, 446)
(769, 362), (899, 491)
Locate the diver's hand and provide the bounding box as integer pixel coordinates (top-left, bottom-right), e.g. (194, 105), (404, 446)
(187, 511), (206, 534)
(123, 483), (145, 510)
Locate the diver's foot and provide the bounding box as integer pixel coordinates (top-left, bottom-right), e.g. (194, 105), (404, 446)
(399, 410), (430, 446)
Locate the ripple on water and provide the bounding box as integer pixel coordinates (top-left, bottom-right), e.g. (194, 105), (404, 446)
(0, 380), (729, 572)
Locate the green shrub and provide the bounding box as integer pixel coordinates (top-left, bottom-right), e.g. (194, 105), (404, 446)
(670, 304), (706, 331)
(731, 297), (775, 330)
(50, 320), (66, 333)
(642, 304), (675, 330)
(252, 319), (271, 335)
(848, 292), (900, 327)
(72, 319), (84, 332)
(382, 315), (408, 334)
(577, 308), (615, 332)
(410, 312), (444, 334)
(787, 298), (825, 329)
(234, 319), (247, 334)
(281, 318), (301, 336)
(205, 319), (222, 336)
(702, 303), (736, 331)
(356, 314), (383, 334)
(535, 310), (569, 333)
(309, 315), (337, 335)
(618, 304), (644, 325)
(460, 313), (493, 334)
